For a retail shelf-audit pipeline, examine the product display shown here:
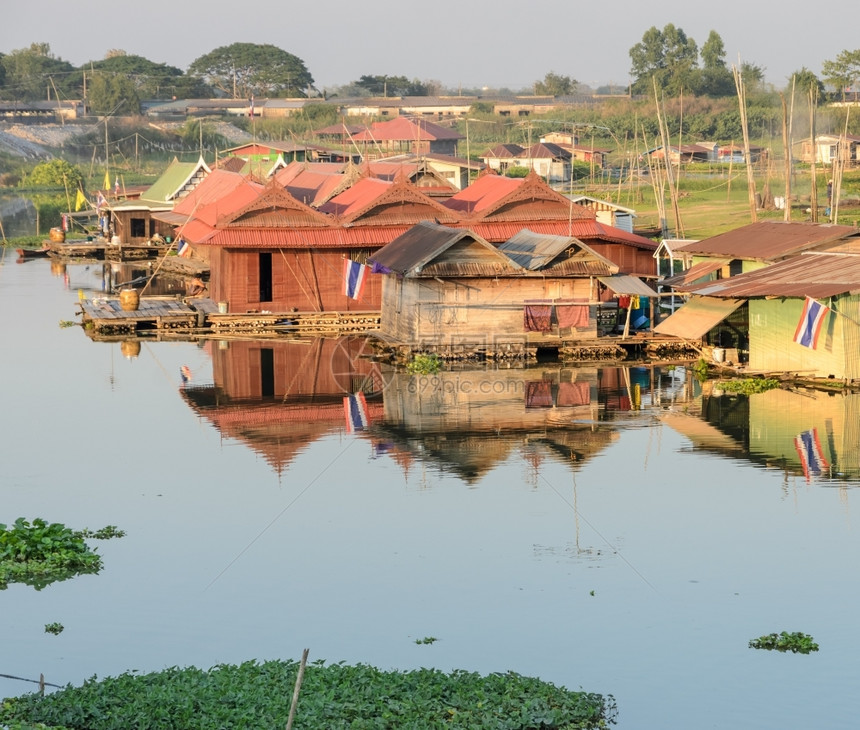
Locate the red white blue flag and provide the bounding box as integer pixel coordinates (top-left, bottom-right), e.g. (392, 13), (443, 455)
(793, 296), (830, 349)
(794, 428), (828, 481)
(344, 392), (369, 432)
(177, 237), (191, 258)
(344, 258), (368, 300)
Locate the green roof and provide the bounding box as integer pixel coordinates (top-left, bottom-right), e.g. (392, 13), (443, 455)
(114, 157), (211, 211)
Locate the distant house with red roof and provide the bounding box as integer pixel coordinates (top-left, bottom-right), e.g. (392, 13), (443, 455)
(352, 117), (464, 157)
(480, 144), (525, 174)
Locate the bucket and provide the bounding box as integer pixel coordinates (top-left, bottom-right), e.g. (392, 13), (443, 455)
(712, 347), (725, 363)
(119, 289), (140, 311)
(217, 301), (228, 314)
(111, 235), (121, 245)
(49, 227), (66, 243)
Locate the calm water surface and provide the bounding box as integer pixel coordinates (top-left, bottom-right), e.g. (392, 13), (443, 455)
(2, 255), (860, 729)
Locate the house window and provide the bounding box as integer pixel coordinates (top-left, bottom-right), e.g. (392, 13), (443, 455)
(130, 218), (146, 237)
(259, 252), (273, 302)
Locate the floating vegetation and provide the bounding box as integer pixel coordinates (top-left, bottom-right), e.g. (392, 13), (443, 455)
(718, 378), (781, 395)
(414, 636), (437, 645)
(406, 352), (442, 375)
(58, 320), (77, 328)
(44, 623), (64, 635)
(749, 631), (819, 654)
(0, 659), (617, 729)
(0, 518), (124, 591)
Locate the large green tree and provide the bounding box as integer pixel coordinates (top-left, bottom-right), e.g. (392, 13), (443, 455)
(534, 71), (577, 96)
(629, 24), (699, 96)
(822, 49), (860, 100)
(698, 31), (734, 96)
(87, 71), (141, 115)
(188, 43), (313, 98)
(788, 67), (825, 99)
(85, 51), (197, 99)
(1, 43), (77, 101)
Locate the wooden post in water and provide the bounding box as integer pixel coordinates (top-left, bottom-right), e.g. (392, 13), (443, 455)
(809, 87), (818, 222)
(286, 648), (310, 730)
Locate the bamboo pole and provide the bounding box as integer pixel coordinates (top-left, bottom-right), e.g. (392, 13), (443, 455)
(809, 86), (818, 222)
(286, 649), (310, 730)
(733, 64), (757, 222)
(781, 92), (792, 221)
(653, 79), (684, 237)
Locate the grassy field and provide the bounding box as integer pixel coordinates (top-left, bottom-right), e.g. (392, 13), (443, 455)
(576, 165), (860, 240)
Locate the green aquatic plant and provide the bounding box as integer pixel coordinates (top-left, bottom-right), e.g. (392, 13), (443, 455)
(749, 631), (819, 654)
(58, 320), (77, 328)
(0, 659), (617, 729)
(406, 352), (442, 374)
(719, 378), (781, 395)
(44, 623), (64, 635)
(692, 358), (709, 383)
(0, 518), (124, 591)
(414, 636), (437, 645)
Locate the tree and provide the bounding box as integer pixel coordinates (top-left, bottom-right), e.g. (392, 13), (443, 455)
(26, 159), (84, 190)
(188, 43), (313, 98)
(788, 68), (825, 99)
(629, 24), (698, 96)
(534, 71), (577, 96)
(1, 43), (77, 101)
(87, 71), (141, 115)
(352, 75), (432, 96)
(698, 31), (734, 97)
(822, 49), (860, 101)
(85, 52), (188, 99)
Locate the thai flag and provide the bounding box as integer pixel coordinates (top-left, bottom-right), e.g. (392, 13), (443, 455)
(793, 296), (830, 349)
(96, 191), (107, 210)
(344, 392), (369, 432)
(114, 176), (120, 196)
(794, 428), (828, 481)
(344, 258), (368, 300)
(180, 365), (192, 386)
(177, 238), (191, 257)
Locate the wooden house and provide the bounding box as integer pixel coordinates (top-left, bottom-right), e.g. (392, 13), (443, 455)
(655, 250), (860, 379)
(352, 117), (464, 157)
(370, 221), (653, 348)
(569, 195), (636, 233)
(509, 142), (572, 183)
(480, 144), (525, 174)
(111, 156), (211, 245)
(797, 134), (860, 165)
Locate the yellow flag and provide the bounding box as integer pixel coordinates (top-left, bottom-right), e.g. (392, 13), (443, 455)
(103, 170), (111, 191)
(75, 189), (87, 211)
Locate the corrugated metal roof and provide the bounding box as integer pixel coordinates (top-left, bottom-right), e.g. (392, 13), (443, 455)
(661, 258), (730, 289)
(598, 276), (658, 296)
(653, 296), (744, 338)
(674, 221), (860, 261)
(353, 117), (464, 142)
(498, 229), (617, 273)
(371, 221), (511, 275)
(684, 251), (860, 299)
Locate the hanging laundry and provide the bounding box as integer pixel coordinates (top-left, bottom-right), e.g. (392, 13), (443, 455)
(524, 304), (552, 332)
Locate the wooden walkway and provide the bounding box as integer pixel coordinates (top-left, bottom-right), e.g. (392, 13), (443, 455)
(79, 296), (202, 336)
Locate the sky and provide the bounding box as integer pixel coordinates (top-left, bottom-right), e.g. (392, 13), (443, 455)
(2, 0), (856, 93)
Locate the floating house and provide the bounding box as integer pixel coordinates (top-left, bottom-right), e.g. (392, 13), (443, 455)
(371, 221), (654, 349)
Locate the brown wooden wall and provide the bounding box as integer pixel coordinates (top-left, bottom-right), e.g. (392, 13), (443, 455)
(113, 210), (175, 245)
(209, 248), (383, 313)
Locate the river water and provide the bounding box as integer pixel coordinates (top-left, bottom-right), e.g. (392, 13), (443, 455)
(2, 255), (859, 728)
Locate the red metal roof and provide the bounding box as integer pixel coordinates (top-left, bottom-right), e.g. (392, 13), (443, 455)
(319, 177), (392, 217)
(675, 221), (860, 261)
(444, 174), (524, 214)
(353, 116), (464, 142)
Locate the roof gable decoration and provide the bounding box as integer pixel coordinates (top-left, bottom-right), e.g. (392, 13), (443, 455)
(142, 155), (212, 204)
(216, 181), (334, 229)
(459, 171), (596, 222)
(335, 174), (459, 226)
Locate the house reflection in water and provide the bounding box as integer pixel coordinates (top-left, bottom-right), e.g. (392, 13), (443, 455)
(181, 338), (386, 473)
(181, 337), (701, 480)
(664, 385), (860, 482)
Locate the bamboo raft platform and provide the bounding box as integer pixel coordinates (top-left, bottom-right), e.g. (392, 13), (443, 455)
(46, 239), (173, 261)
(78, 297), (380, 339)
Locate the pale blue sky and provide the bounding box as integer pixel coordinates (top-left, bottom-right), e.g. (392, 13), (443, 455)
(1, 0), (853, 91)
